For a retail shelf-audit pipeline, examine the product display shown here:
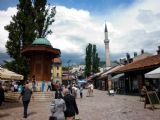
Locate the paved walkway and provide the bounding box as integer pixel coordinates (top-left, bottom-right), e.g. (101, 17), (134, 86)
(0, 89), (160, 120)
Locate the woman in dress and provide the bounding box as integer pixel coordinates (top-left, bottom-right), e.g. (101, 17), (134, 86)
(63, 89), (79, 120)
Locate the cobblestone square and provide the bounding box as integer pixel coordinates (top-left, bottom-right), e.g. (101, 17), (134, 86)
(0, 89), (160, 120)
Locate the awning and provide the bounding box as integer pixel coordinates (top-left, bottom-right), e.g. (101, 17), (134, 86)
(0, 67), (24, 80)
(145, 67), (160, 79)
(111, 73), (124, 81)
(78, 80), (87, 83)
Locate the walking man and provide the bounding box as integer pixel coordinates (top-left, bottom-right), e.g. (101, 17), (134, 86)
(47, 81), (52, 91)
(19, 82), (33, 118)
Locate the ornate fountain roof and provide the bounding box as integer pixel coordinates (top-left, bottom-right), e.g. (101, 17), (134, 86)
(32, 38), (52, 46)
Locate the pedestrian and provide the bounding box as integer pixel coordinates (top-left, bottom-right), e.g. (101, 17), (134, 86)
(63, 89), (79, 120)
(14, 82), (18, 92)
(55, 88), (63, 99)
(68, 84), (72, 94)
(32, 80), (36, 92)
(19, 82), (33, 118)
(72, 85), (78, 98)
(0, 82), (5, 106)
(50, 90), (66, 120)
(80, 85), (83, 98)
(90, 83), (94, 96)
(47, 81), (52, 91)
(62, 85), (68, 95)
(87, 83), (91, 97)
(41, 80), (45, 92)
(51, 81), (54, 91)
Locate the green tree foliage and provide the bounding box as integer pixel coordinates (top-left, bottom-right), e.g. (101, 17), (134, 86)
(92, 45), (100, 73)
(4, 0), (34, 79)
(85, 43), (100, 77)
(4, 0), (56, 79)
(33, 0), (56, 37)
(85, 43), (92, 77)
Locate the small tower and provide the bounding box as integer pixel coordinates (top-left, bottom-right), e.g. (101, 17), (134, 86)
(104, 23), (111, 68)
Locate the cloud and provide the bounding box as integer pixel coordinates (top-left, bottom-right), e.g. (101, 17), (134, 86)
(0, 7), (17, 52)
(0, 0), (160, 64)
(108, 0), (160, 57)
(48, 5), (105, 63)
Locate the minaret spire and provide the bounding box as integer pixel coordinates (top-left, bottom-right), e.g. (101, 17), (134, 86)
(104, 21), (111, 69)
(105, 22), (108, 32)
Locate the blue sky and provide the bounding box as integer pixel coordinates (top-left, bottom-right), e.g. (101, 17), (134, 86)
(0, 0), (136, 14)
(0, 0), (160, 65)
(51, 0), (136, 15)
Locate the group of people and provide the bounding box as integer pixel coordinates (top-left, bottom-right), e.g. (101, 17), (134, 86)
(50, 85), (79, 120)
(68, 84), (84, 99)
(17, 81), (79, 120)
(0, 80), (93, 119)
(31, 80), (61, 92)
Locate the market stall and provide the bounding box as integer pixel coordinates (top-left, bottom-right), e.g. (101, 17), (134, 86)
(0, 67), (23, 80)
(145, 67), (160, 79)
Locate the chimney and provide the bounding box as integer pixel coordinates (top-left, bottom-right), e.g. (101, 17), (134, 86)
(134, 52), (137, 57)
(120, 59), (122, 64)
(119, 58), (127, 65)
(124, 60), (127, 65)
(126, 53), (130, 63)
(141, 49), (144, 54)
(129, 58), (133, 63)
(157, 46), (160, 55)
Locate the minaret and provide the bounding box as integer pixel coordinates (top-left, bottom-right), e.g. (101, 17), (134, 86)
(104, 23), (111, 68)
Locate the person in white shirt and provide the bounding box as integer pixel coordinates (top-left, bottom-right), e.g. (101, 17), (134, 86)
(90, 83), (94, 96)
(72, 85), (78, 98)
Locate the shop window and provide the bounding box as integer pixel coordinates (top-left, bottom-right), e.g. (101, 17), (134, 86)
(57, 73), (59, 77)
(57, 66), (59, 70)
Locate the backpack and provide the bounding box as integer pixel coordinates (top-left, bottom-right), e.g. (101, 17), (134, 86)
(50, 99), (56, 113)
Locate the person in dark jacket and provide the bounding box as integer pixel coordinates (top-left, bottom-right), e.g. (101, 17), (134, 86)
(19, 82), (33, 118)
(0, 82), (5, 106)
(55, 88), (63, 99)
(63, 89), (79, 120)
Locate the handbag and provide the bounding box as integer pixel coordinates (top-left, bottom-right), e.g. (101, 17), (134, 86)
(74, 115), (81, 120)
(49, 116), (57, 120)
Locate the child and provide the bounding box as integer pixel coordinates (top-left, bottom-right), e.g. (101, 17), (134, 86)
(80, 85), (83, 98)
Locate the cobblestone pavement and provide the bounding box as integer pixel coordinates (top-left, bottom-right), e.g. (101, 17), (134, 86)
(0, 89), (160, 120)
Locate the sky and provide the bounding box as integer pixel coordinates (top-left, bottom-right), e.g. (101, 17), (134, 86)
(0, 0), (160, 65)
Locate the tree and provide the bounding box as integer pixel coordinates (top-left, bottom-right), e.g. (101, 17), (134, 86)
(33, 0), (56, 37)
(85, 43), (100, 77)
(92, 45), (100, 73)
(85, 43), (92, 77)
(4, 0), (35, 79)
(94, 53), (100, 72)
(4, 0), (56, 79)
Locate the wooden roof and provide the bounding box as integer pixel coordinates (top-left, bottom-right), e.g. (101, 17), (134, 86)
(113, 54), (160, 73)
(21, 45), (60, 57)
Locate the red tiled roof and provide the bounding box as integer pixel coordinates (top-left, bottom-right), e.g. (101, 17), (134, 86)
(52, 57), (61, 63)
(113, 55), (160, 73)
